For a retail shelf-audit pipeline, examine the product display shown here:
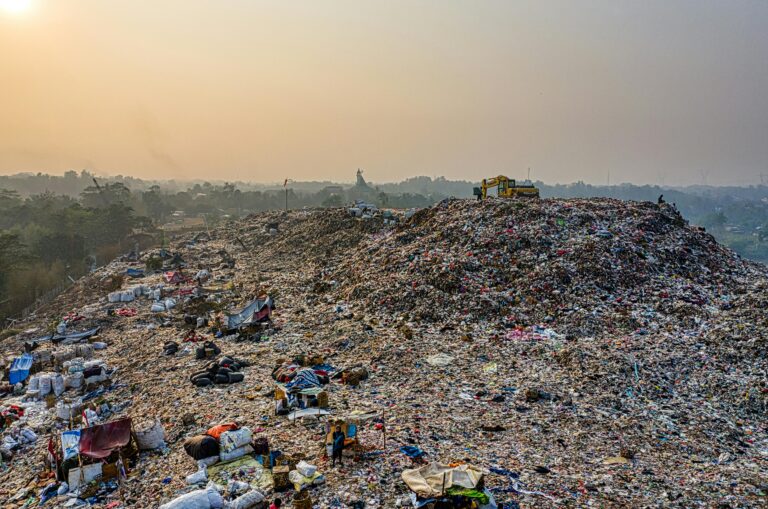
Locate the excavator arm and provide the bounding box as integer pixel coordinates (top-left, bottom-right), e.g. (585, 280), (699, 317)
(483, 176), (512, 197)
(475, 176), (505, 199)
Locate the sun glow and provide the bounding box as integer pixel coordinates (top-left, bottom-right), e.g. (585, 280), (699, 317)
(0, 0), (32, 15)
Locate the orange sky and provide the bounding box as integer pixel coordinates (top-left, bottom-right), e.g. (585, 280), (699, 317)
(1, 0), (767, 185)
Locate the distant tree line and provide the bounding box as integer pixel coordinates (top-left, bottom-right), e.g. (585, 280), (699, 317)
(0, 187), (148, 325)
(0, 176), (446, 324)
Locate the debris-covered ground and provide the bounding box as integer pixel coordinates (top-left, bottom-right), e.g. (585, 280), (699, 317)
(1, 198), (766, 508)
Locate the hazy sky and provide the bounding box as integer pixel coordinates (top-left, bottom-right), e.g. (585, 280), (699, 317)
(1, 0), (767, 185)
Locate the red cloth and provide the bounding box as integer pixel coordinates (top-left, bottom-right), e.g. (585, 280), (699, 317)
(164, 271), (187, 284)
(206, 422), (239, 440)
(78, 418), (132, 459)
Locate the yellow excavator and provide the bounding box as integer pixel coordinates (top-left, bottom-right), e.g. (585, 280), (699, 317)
(473, 175), (540, 200)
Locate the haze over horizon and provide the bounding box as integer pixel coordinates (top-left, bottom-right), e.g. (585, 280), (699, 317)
(1, 0), (767, 186)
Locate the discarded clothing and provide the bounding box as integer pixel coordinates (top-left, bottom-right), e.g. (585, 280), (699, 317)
(184, 435), (221, 460)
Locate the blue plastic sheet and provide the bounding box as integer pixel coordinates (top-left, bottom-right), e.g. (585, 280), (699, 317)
(9, 353), (33, 384)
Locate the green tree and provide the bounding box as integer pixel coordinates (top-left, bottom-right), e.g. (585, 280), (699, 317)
(0, 232), (30, 316)
(0, 189), (21, 210)
(699, 211), (727, 230)
(141, 185), (171, 222)
(322, 194), (343, 208)
(80, 182), (131, 208)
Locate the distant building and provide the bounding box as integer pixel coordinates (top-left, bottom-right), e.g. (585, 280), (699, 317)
(355, 168), (369, 188)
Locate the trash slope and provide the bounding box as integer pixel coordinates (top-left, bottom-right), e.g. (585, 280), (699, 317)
(0, 199), (765, 508)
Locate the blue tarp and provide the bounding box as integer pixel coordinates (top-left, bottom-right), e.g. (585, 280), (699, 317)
(226, 296), (274, 330)
(400, 445), (426, 459)
(52, 326), (100, 343)
(9, 353), (34, 384)
(284, 368), (321, 392)
(126, 268), (145, 278)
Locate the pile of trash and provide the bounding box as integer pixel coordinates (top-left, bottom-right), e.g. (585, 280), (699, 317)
(0, 198), (765, 508)
(324, 199), (759, 336)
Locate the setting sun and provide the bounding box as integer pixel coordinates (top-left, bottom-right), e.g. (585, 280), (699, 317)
(0, 0), (31, 15)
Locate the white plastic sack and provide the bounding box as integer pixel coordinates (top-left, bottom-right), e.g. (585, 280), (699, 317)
(27, 376), (40, 392)
(38, 375), (52, 397)
(135, 420), (166, 450)
(198, 456), (220, 468)
(164, 298), (176, 309)
(219, 444), (253, 462)
(219, 428), (252, 453)
(296, 460), (317, 478)
(52, 374), (65, 396)
(56, 401), (79, 420)
(66, 359), (84, 373)
(288, 469), (314, 490)
(151, 303), (166, 313)
(92, 342), (108, 350)
(21, 428), (37, 443)
(158, 487), (224, 509)
(55, 403), (68, 420)
(65, 372), (83, 389)
(120, 291), (135, 302)
(229, 490), (265, 509)
(186, 468), (208, 485)
(108, 292), (121, 303)
(227, 480), (250, 496)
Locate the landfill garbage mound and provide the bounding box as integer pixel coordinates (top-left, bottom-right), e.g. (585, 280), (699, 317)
(324, 199), (759, 336)
(0, 198), (766, 509)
